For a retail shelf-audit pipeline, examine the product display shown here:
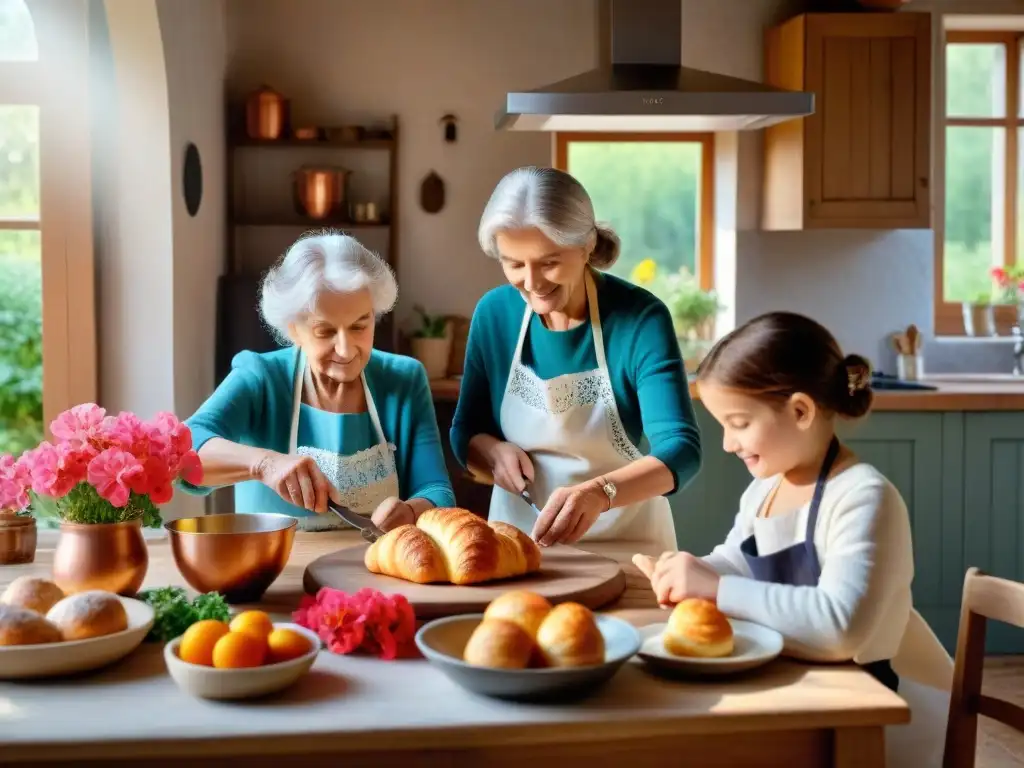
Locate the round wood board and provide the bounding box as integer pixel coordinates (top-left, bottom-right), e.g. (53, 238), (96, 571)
(302, 543), (627, 620)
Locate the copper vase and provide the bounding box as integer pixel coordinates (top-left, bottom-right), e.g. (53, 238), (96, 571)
(0, 514), (36, 564)
(52, 520), (149, 596)
(294, 167), (350, 220)
(245, 85), (286, 141)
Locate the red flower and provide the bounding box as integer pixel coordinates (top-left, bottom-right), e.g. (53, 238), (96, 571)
(87, 448), (144, 507)
(992, 266), (1009, 285)
(293, 587), (416, 660)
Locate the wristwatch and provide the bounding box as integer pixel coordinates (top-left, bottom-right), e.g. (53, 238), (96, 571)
(598, 479), (617, 511)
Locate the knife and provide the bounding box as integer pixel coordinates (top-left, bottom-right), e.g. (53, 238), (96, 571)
(326, 499), (385, 544)
(519, 488), (543, 516)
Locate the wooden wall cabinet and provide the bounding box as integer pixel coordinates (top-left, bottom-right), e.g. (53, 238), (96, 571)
(762, 13), (933, 230)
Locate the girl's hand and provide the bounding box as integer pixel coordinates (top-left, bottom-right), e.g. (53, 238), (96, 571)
(632, 552), (721, 607)
(487, 441), (535, 495)
(370, 497), (416, 532)
(531, 482), (608, 546)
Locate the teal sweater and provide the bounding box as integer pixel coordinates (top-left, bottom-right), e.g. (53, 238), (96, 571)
(450, 271), (702, 495)
(182, 347), (455, 514)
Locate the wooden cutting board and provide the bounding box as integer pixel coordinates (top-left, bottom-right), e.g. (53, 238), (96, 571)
(302, 543), (626, 620)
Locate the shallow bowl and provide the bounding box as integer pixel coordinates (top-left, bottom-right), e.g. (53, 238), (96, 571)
(415, 613), (640, 702)
(164, 621), (321, 700)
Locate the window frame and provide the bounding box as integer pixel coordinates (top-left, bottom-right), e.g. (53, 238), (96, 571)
(552, 132), (716, 291)
(936, 30), (1022, 336)
(0, 0), (96, 431)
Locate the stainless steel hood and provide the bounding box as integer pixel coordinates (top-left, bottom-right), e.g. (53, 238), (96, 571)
(496, 0), (814, 132)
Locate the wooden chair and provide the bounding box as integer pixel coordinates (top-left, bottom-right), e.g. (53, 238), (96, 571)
(944, 567), (1024, 767)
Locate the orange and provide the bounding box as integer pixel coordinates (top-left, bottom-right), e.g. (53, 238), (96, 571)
(211, 630), (267, 669)
(266, 628), (313, 664)
(178, 619), (230, 666)
(228, 610), (274, 641)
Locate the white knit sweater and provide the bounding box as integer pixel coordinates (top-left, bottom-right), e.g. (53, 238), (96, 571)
(703, 463), (914, 665)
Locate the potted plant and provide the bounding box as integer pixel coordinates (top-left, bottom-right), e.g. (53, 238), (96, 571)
(0, 455), (36, 564)
(0, 404), (201, 595)
(992, 266), (1024, 327)
(961, 292), (995, 337)
(409, 305), (451, 380)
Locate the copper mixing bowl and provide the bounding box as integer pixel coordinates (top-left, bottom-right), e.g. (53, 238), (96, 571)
(166, 514), (298, 604)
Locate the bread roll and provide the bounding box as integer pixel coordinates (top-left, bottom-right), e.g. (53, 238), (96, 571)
(1, 576), (65, 615)
(483, 590), (552, 637)
(365, 508), (542, 585)
(535, 602), (605, 668)
(0, 604), (63, 646)
(663, 598), (734, 658)
(463, 618), (535, 669)
(46, 590), (128, 641)
(464, 594), (605, 670)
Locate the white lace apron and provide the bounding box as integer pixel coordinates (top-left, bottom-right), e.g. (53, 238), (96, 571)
(489, 271), (677, 551)
(287, 354), (399, 532)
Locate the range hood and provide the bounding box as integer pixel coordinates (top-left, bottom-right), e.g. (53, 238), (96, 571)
(496, 0), (814, 133)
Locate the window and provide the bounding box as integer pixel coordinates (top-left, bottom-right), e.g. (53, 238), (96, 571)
(554, 133), (715, 364)
(937, 31), (1023, 334)
(0, 0), (95, 453)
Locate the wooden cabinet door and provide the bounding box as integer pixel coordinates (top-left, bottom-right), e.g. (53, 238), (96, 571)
(805, 14), (932, 228)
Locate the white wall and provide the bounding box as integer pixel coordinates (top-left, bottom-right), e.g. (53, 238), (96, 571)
(91, 0), (227, 521)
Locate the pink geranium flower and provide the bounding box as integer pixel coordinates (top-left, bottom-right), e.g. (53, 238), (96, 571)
(0, 454), (31, 512)
(50, 403), (107, 448)
(87, 448), (144, 508)
(293, 587), (417, 660)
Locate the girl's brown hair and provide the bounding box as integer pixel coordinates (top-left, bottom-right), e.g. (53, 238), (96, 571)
(696, 312), (874, 419)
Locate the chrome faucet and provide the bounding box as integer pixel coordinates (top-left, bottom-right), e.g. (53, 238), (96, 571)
(1013, 325), (1024, 376)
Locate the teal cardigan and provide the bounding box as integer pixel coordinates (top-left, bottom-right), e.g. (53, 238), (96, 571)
(450, 271), (702, 495)
(182, 347), (455, 512)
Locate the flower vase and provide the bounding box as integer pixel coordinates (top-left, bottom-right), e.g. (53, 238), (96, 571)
(0, 514), (36, 564)
(52, 519), (148, 596)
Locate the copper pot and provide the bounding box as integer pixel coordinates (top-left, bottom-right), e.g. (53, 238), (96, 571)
(0, 514), (36, 565)
(294, 166), (350, 220)
(52, 520), (149, 596)
(245, 85), (286, 141)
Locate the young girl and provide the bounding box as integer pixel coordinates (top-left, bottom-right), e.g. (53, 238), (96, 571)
(634, 312), (954, 767)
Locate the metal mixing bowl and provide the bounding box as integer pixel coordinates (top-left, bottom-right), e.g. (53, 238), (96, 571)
(166, 513), (298, 604)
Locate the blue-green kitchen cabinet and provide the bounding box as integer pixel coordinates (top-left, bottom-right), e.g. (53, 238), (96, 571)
(669, 406), (1024, 655)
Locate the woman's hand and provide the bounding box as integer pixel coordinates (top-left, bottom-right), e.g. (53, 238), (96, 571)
(371, 497), (416, 532)
(632, 551), (721, 607)
(531, 482), (609, 547)
(253, 451), (336, 514)
(486, 441), (535, 495)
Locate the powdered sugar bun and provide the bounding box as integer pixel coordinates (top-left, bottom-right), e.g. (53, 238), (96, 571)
(46, 590), (128, 641)
(1, 576), (65, 615)
(0, 603), (63, 646)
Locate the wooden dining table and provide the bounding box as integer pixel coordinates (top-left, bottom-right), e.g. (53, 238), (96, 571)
(0, 530), (909, 767)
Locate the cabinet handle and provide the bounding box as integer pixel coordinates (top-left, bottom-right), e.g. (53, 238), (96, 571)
(919, 177), (929, 189)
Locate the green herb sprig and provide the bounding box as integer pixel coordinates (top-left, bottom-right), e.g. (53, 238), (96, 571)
(137, 586), (231, 642)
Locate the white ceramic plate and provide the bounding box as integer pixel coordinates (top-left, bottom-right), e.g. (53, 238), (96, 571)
(635, 619), (784, 677)
(0, 596), (155, 680)
(164, 622), (321, 700)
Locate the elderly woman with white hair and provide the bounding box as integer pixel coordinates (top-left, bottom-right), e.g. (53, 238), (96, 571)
(182, 230), (455, 531)
(451, 167), (701, 551)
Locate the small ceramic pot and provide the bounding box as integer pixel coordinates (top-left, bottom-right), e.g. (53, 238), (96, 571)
(52, 519), (149, 596)
(411, 337), (452, 380)
(0, 514), (36, 565)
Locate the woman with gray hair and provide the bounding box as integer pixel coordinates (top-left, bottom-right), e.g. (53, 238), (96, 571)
(182, 230), (455, 531)
(451, 167), (701, 551)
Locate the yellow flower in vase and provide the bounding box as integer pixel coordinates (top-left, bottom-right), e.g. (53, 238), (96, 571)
(631, 258), (657, 285)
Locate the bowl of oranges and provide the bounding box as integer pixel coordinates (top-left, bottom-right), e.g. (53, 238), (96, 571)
(164, 609), (321, 700)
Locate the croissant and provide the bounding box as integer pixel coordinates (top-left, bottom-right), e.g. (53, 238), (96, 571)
(464, 591), (605, 669)
(363, 508), (542, 586)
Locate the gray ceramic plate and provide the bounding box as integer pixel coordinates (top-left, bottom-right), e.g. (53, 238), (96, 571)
(415, 613), (641, 702)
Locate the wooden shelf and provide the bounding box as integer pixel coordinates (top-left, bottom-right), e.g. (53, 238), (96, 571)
(231, 218), (390, 229)
(231, 137), (394, 150)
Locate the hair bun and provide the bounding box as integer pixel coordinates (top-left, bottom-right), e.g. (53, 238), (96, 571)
(589, 224), (621, 270)
(839, 354), (873, 418)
